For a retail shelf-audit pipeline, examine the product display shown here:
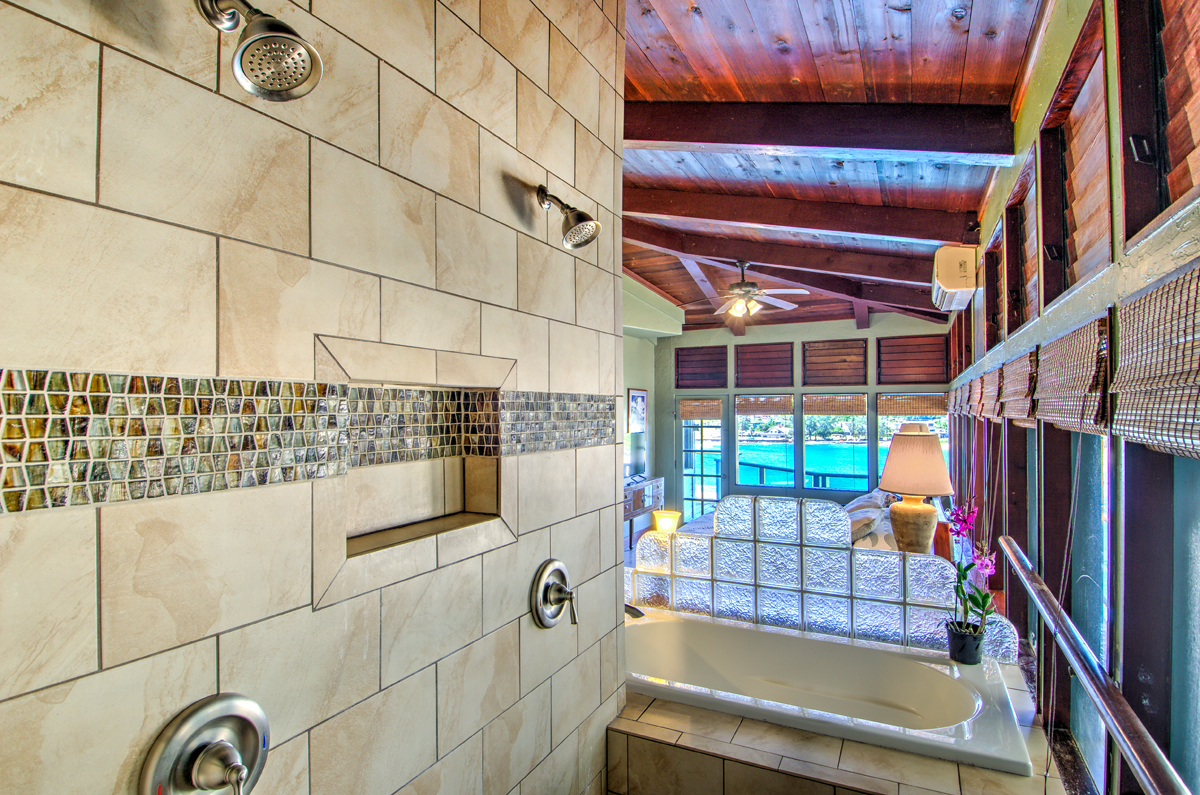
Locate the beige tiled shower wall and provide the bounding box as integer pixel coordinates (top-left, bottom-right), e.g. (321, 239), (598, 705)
(0, 0), (627, 793)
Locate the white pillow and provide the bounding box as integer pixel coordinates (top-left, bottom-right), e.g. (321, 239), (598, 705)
(849, 508), (881, 542)
(845, 492), (884, 512)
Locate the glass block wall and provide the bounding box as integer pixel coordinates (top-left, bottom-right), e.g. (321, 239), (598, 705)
(628, 494), (1019, 663)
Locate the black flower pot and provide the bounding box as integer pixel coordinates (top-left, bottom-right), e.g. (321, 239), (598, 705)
(946, 621), (984, 665)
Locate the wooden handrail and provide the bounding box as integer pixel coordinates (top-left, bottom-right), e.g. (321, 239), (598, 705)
(998, 536), (1192, 795)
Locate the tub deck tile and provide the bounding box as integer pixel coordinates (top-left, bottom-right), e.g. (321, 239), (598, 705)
(640, 699), (743, 743)
(959, 764), (1049, 795)
(608, 716), (681, 744)
(731, 718), (843, 768)
(620, 691), (652, 720)
(628, 735), (722, 795)
(782, 757), (900, 795)
(678, 732), (782, 770)
(838, 740), (961, 795)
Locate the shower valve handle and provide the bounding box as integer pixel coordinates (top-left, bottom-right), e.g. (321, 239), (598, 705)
(547, 581), (578, 625)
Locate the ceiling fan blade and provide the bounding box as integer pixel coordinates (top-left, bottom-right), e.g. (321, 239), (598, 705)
(715, 298), (738, 315)
(756, 295), (798, 310)
(678, 298), (722, 308)
(762, 288), (811, 295)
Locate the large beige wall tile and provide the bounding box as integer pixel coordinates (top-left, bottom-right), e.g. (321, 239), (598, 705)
(549, 28), (599, 134)
(726, 762), (834, 795)
(219, 0), (378, 161)
(11, 0), (216, 85)
(551, 512), (601, 585)
(599, 505), (618, 570)
(381, 281), (481, 354)
(437, 200), (518, 307)
(437, 622), (520, 752)
(519, 612), (577, 695)
(319, 337), (437, 384)
(518, 449), (576, 533)
(0, 6), (97, 201)
(576, 566), (618, 650)
(312, 0), (434, 89)
(522, 726), (580, 795)
(549, 321), (600, 393)
(437, 351), (515, 387)
(253, 735), (309, 795)
(444, 0), (481, 30)
(220, 594), (380, 744)
(218, 239), (379, 380)
(577, 1), (617, 87)
(575, 124), (616, 212)
(401, 731), (484, 795)
(437, 517), (517, 565)
(0, 510), (96, 700)
(481, 0), (550, 89)
(483, 681), (551, 795)
(0, 640), (215, 795)
(480, 306), (549, 391)
(310, 667), (437, 795)
(576, 444), (616, 515)
(436, 5), (517, 144)
(312, 140), (436, 285)
(598, 84), (616, 154)
(516, 75), (575, 183)
(0, 186), (215, 374)
(518, 235), (576, 323)
(550, 642), (601, 746)
(479, 131), (548, 239)
(596, 207), (616, 274)
(99, 484), (311, 666)
(627, 736), (723, 795)
(575, 261), (615, 333)
(380, 65), (480, 209)
(381, 558), (482, 685)
(598, 332), (616, 396)
(576, 691), (621, 789)
(346, 459), (445, 537)
(532, 0), (581, 41)
(482, 527), (549, 633)
(600, 627), (621, 698)
(100, 50), (308, 255)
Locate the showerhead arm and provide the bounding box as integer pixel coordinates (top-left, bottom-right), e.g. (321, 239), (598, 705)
(196, 0), (261, 32)
(537, 185), (569, 214)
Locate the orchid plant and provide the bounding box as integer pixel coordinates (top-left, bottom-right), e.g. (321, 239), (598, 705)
(947, 505), (996, 635)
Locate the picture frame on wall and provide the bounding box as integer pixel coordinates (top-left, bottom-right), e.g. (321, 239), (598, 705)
(628, 388), (648, 434)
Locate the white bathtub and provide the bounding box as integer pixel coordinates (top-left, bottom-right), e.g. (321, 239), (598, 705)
(625, 609), (1033, 776)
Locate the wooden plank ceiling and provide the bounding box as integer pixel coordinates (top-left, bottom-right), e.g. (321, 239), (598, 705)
(620, 0), (1042, 334)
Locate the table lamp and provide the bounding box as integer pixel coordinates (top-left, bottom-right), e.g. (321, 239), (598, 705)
(878, 423), (953, 553)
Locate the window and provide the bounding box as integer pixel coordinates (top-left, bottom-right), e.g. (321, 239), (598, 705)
(675, 345), (727, 389)
(735, 395), (795, 487)
(735, 342), (793, 388)
(801, 394), (868, 491)
(877, 394), (950, 476)
(876, 335), (949, 385)
(679, 399), (723, 521)
(802, 339), (866, 386)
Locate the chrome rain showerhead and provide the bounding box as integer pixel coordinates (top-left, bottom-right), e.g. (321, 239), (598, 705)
(538, 185), (602, 250)
(195, 0), (322, 102)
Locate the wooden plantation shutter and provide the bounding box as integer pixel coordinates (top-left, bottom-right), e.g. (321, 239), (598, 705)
(1111, 264), (1200, 457)
(1162, 0), (1200, 202)
(735, 395), (794, 416)
(802, 339), (867, 386)
(877, 393), (949, 416)
(1021, 185), (1040, 324)
(675, 346), (727, 389)
(980, 368), (1005, 423)
(802, 394), (867, 416)
(1063, 57), (1112, 287)
(1033, 317), (1110, 434)
(735, 342), (793, 388)
(679, 399), (723, 421)
(1001, 351), (1038, 427)
(877, 335), (949, 384)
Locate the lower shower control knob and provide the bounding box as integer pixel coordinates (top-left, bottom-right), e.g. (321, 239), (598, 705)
(192, 740), (249, 793)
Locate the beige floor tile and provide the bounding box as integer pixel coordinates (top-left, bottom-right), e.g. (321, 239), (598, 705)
(732, 719), (843, 769)
(621, 691), (653, 720)
(639, 700), (743, 744)
(628, 735), (722, 795)
(959, 764), (1047, 795)
(838, 741), (960, 795)
(312, 0), (435, 89)
(609, 716), (681, 744)
(481, 0), (549, 90)
(781, 758), (899, 795)
(436, 5), (517, 143)
(678, 733), (781, 769)
(726, 760), (833, 795)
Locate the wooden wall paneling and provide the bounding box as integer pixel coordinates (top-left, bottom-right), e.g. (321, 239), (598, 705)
(1038, 422), (1074, 727)
(960, 0), (1044, 104)
(736, 342), (795, 388)
(1062, 56), (1112, 287)
(1021, 182), (1041, 323)
(877, 335), (949, 384)
(850, 0), (913, 102)
(802, 339), (868, 385)
(1118, 442), (1175, 794)
(911, 0), (974, 103)
(1161, 0), (1200, 200)
(740, 1), (826, 103)
(1004, 420), (1030, 638)
(675, 345), (729, 389)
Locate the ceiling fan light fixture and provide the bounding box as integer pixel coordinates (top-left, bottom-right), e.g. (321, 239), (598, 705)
(747, 298), (763, 315)
(728, 298), (749, 317)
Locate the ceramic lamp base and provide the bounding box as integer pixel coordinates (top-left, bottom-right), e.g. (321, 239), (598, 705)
(889, 494), (937, 553)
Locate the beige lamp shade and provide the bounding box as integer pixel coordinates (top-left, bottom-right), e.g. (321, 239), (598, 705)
(879, 422), (954, 497)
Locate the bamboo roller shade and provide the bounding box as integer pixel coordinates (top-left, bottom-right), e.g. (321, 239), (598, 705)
(948, 384), (970, 415)
(1033, 316), (1109, 435)
(1001, 351), (1038, 427)
(675, 346), (727, 390)
(735, 342), (793, 388)
(679, 398), (723, 421)
(735, 394), (794, 416)
(1063, 57), (1111, 288)
(1111, 265), (1200, 457)
(802, 339), (867, 386)
(877, 393), (948, 416)
(968, 376), (984, 417)
(1162, 0), (1200, 202)
(802, 393), (867, 416)
(980, 368), (1005, 423)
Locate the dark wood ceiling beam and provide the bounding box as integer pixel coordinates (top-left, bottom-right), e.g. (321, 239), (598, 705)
(624, 102), (1017, 167)
(623, 219), (933, 286)
(854, 302), (870, 330)
(745, 264), (938, 313)
(625, 188), (982, 245)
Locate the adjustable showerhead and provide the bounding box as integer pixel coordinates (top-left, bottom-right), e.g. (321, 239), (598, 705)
(196, 0), (322, 102)
(538, 185), (602, 250)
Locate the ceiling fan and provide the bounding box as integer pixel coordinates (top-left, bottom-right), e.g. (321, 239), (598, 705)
(682, 261), (811, 317)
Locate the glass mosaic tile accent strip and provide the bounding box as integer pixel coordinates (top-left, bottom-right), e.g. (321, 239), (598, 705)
(0, 367), (615, 514)
(631, 493), (1022, 664)
(497, 392), (615, 455)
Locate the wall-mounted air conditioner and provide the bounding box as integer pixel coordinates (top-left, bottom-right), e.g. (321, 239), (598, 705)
(931, 245), (976, 311)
